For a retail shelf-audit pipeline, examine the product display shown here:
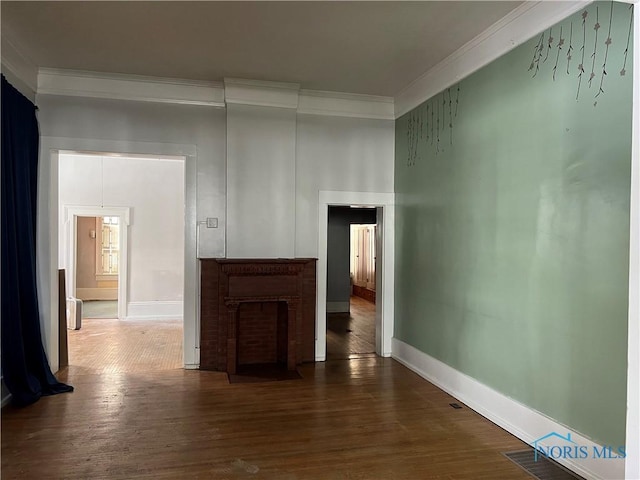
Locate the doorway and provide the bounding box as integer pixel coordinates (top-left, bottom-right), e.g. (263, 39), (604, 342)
(316, 190), (395, 361)
(76, 215), (119, 319)
(325, 207), (377, 360)
(58, 151), (185, 372)
(62, 206), (130, 321)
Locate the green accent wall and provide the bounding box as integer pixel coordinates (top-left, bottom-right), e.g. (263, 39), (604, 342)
(394, 2), (632, 447)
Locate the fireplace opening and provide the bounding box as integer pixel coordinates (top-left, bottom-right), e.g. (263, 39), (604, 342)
(225, 295), (299, 375)
(236, 301), (289, 370)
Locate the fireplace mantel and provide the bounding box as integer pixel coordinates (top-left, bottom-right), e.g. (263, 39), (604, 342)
(200, 258), (316, 372)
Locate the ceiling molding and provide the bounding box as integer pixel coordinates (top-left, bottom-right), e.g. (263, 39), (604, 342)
(394, 1), (590, 118)
(298, 90), (394, 120)
(37, 68), (226, 107)
(1, 34), (38, 98)
(224, 78), (300, 109)
(33, 69), (394, 119)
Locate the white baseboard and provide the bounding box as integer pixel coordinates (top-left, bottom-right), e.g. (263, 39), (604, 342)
(76, 287), (117, 301)
(326, 301), (350, 313)
(391, 338), (624, 480)
(125, 301), (183, 320)
(184, 364), (199, 370)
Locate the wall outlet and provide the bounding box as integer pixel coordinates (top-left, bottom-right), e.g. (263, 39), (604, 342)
(206, 217), (218, 228)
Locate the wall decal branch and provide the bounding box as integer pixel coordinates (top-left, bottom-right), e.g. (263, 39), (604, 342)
(406, 111), (413, 166)
(621, 4), (633, 76)
(448, 88), (453, 146)
(431, 99), (434, 146)
(528, 3), (629, 105)
(425, 104), (430, 143)
(589, 6), (600, 88)
(576, 10), (587, 100)
(553, 26), (564, 81)
(405, 83), (461, 166)
(436, 94), (441, 154)
(596, 1), (614, 98)
(529, 32), (545, 77)
(543, 28), (554, 62)
(441, 93), (446, 134)
(567, 21), (573, 74)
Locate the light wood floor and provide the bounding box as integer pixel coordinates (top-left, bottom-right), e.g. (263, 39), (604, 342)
(2, 316), (533, 479)
(326, 296), (376, 360)
(67, 318), (183, 374)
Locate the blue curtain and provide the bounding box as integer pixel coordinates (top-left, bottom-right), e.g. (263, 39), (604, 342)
(1, 75), (73, 406)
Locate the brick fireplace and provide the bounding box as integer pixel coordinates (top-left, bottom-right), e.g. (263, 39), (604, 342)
(200, 259), (316, 372)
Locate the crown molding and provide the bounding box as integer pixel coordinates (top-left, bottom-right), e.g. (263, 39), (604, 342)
(33, 69), (393, 119)
(224, 77), (300, 109)
(298, 89), (394, 120)
(37, 68), (226, 107)
(1, 34), (38, 99)
(394, 1), (590, 118)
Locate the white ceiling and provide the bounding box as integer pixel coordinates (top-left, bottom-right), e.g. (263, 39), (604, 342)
(1, 1), (522, 97)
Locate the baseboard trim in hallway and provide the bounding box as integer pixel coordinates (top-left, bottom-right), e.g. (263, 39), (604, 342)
(391, 338), (621, 480)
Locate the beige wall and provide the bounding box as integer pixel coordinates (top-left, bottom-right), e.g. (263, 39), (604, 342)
(76, 216), (97, 289)
(76, 216), (118, 300)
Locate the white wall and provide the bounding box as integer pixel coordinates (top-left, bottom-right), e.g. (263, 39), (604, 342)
(38, 95), (227, 257)
(58, 153), (185, 311)
(226, 108), (395, 260)
(37, 95), (226, 368)
(226, 104), (297, 258)
(295, 114), (394, 257)
(35, 93), (395, 369)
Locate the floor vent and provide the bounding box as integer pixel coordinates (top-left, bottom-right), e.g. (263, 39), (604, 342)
(503, 450), (584, 480)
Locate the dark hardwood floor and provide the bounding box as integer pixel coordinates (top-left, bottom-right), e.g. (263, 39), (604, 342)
(326, 296), (376, 360)
(1, 313), (533, 479)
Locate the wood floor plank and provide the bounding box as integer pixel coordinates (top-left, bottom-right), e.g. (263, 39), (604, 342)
(2, 317), (533, 479)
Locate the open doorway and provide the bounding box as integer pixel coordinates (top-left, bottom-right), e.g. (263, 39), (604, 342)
(74, 215), (119, 319)
(316, 191), (395, 361)
(63, 205), (130, 321)
(326, 206), (377, 360)
(58, 151), (185, 373)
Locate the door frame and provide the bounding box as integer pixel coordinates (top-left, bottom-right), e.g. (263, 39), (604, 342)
(39, 137), (197, 373)
(316, 190), (394, 360)
(63, 205), (130, 320)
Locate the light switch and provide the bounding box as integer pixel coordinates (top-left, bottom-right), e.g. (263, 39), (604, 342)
(206, 217), (218, 228)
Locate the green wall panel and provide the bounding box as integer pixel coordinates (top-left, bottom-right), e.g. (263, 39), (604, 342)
(394, 2), (632, 447)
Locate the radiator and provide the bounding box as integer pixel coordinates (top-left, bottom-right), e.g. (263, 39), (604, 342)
(66, 297), (82, 330)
